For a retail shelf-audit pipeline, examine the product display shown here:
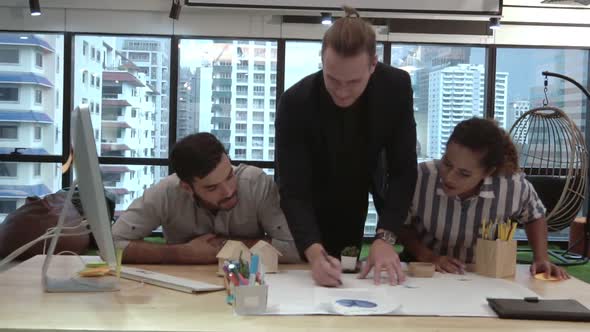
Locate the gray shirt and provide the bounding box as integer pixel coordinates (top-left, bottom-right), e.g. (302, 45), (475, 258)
(112, 164), (300, 263)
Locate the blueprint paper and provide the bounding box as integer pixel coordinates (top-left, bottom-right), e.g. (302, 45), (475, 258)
(263, 270), (539, 316)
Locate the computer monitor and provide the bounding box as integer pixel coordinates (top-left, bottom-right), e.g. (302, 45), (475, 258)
(42, 105), (118, 292)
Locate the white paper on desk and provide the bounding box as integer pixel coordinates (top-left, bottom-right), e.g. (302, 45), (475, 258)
(263, 270), (539, 317)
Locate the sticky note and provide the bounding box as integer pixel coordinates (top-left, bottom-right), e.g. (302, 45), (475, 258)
(534, 273), (561, 281)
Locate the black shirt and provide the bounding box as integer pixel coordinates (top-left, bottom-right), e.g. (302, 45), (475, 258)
(318, 80), (369, 256)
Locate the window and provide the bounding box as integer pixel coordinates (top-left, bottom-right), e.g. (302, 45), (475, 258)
(254, 48), (266, 57)
(497, 48), (588, 138)
(82, 71), (88, 84)
(253, 99), (264, 109)
(178, 38), (277, 160)
(90, 102), (95, 113)
(0, 163), (17, 177)
(35, 89), (42, 104)
(269, 137), (275, 147)
(253, 112), (264, 122)
(237, 85), (248, 95)
(391, 44), (485, 161)
(75, 35), (170, 158)
(252, 149), (263, 160)
(253, 124), (264, 135)
(235, 149), (246, 159)
(0, 49), (18, 64)
(236, 136), (247, 146)
(236, 111), (247, 121)
(35, 52), (43, 67)
(34, 163), (41, 176)
(253, 73), (265, 84)
(0, 200), (17, 214)
(253, 86), (265, 96)
(254, 61), (265, 71)
(0, 125), (17, 139)
(82, 41), (88, 56)
(0, 86), (18, 102)
(101, 165), (168, 212)
(237, 73), (248, 83)
(236, 123), (247, 133)
(496, 47), (589, 242)
(285, 41), (385, 90)
(34, 126), (42, 140)
(56, 90), (59, 108)
(252, 136), (263, 147)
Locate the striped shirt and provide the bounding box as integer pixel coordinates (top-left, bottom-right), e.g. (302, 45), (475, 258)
(407, 160), (546, 263)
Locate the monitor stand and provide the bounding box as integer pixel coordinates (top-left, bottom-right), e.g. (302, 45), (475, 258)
(41, 186), (118, 293)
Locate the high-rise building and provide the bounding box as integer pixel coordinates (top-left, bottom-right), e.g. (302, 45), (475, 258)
(177, 67), (199, 139)
(428, 64), (508, 158)
(117, 38), (170, 183)
(0, 34), (63, 220)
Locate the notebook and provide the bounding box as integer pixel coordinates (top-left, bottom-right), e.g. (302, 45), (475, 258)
(118, 266), (224, 294)
(487, 297), (590, 322)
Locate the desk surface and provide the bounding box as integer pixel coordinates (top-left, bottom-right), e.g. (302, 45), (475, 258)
(0, 255), (589, 332)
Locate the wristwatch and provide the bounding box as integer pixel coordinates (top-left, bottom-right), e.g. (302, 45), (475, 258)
(373, 230), (397, 246)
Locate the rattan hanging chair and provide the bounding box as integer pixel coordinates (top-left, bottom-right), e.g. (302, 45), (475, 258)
(509, 106), (588, 264)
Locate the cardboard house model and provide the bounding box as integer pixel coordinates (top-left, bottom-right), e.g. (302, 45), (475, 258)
(250, 240), (282, 273)
(216, 240), (251, 275)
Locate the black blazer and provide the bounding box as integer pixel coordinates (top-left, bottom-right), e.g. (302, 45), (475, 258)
(275, 62), (417, 256)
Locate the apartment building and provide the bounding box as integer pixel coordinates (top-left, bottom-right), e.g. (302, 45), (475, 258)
(0, 34), (63, 219)
(428, 64), (508, 159)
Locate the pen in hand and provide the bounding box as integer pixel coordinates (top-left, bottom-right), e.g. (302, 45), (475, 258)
(321, 249), (343, 286)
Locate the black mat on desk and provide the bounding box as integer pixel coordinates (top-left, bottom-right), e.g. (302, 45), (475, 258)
(487, 298), (590, 322)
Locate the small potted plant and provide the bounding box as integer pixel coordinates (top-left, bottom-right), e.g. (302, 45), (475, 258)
(340, 246), (360, 273)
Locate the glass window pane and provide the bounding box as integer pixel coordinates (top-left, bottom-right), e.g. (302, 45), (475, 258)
(497, 48), (589, 242)
(99, 165), (168, 219)
(284, 41), (384, 91)
(391, 44), (486, 161)
(0, 162), (61, 223)
(178, 39), (278, 161)
(497, 48), (588, 137)
(0, 33), (64, 155)
(0, 49), (19, 64)
(73, 36), (171, 158)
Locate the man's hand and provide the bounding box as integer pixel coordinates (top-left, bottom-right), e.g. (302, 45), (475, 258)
(179, 233), (220, 264)
(359, 239), (405, 285)
(432, 256), (465, 274)
(530, 259), (569, 280)
(305, 244), (342, 287)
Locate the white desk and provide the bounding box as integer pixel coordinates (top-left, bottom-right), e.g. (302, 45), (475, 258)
(0, 255), (588, 332)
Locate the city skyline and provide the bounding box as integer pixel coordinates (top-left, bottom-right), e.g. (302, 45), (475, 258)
(1, 34), (588, 237)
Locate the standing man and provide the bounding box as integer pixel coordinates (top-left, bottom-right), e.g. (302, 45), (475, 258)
(276, 7), (417, 287)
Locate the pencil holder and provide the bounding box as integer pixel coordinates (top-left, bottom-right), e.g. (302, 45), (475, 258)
(232, 284), (268, 315)
(475, 239), (517, 278)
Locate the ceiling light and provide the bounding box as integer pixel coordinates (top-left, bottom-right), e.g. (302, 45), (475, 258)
(489, 17), (501, 30)
(29, 0), (41, 16)
(169, 0), (181, 20)
(321, 12), (332, 26)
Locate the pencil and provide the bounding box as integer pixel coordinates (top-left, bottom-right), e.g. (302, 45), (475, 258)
(321, 250), (342, 286)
